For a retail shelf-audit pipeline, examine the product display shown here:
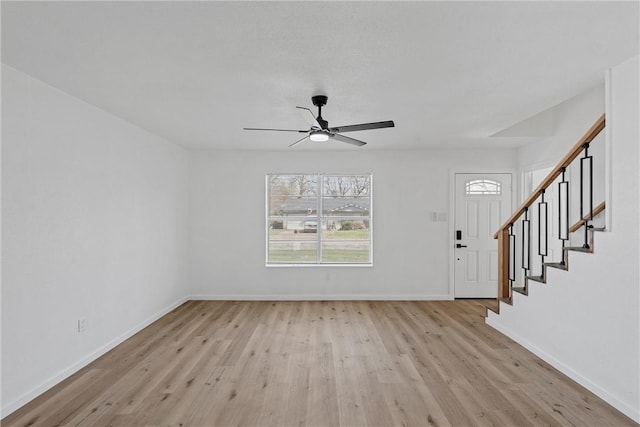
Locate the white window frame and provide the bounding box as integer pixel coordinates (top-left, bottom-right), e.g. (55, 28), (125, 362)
(265, 173), (373, 267)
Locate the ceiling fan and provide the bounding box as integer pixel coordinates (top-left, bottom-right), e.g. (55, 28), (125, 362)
(244, 95), (395, 147)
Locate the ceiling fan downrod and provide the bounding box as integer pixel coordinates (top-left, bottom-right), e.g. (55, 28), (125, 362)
(312, 95), (329, 129)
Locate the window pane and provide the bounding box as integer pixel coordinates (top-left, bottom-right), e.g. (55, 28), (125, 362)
(321, 220), (370, 263)
(268, 241), (317, 263)
(268, 175), (318, 215)
(322, 197), (370, 217)
(321, 241), (370, 263)
(269, 195), (317, 217)
(322, 219), (370, 239)
(323, 175), (370, 197)
(268, 228), (317, 241)
(269, 216), (319, 234)
(465, 179), (501, 195)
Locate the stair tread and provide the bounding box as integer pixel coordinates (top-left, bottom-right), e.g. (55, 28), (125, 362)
(512, 286), (528, 295)
(544, 262), (568, 270)
(565, 246), (592, 253)
(486, 305), (500, 315)
(526, 275), (545, 283)
(498, 297), (513, 306)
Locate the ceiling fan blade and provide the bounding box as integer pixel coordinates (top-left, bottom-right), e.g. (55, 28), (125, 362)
(331, 133), (367, 147)
(296, 107), (322, 129)
(329, 120), (395, 133)
(244, 127), (307, 132)
(288, 135), (309, 148)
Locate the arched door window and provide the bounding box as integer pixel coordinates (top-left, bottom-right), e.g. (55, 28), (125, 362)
(465, 179), (502, 195)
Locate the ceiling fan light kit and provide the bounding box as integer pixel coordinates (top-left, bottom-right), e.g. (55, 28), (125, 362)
(244, 95), (394, 148)
(309, 130), (329, 142)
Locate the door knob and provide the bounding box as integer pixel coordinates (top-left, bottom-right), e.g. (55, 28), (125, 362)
(456, 244), (467, 248)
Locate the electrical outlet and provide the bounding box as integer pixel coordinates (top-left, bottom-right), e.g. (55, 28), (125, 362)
(77, 318), (87, 333)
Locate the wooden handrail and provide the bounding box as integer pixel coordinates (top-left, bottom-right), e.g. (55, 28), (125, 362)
(568, 201), (606, 233)
(493, 114), (605, 239)
(494, 114), (605, 300)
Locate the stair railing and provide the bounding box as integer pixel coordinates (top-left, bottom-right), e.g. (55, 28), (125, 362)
(494, 114), (606, 300)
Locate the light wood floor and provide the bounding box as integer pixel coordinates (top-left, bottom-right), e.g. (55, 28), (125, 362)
(3, 300), (636, 427)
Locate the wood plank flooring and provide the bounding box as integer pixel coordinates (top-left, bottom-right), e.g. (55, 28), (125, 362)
(3, 300), (636, 427)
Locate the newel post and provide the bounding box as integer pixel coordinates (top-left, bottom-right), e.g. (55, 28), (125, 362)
(497, 227), (510, 299)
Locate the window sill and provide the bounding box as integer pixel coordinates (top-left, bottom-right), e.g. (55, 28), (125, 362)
(266, 263), (373, 268)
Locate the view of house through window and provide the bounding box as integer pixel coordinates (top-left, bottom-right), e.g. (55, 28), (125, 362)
(266, 174), (372, 265)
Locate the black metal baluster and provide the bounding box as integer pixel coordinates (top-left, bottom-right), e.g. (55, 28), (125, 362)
(538, 190), (548, 279)
(508, 223), (515, 294)
(522, 208), (530, 279)
(580, 143), (593, 248)
(558, 167), (569, 264)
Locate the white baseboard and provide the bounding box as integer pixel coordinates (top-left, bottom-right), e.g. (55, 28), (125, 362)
(485, 316), (640, 424)
(189, 294), (453, 301)
(1, 296), (189, 418)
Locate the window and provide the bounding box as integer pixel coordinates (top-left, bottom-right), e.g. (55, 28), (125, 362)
(266, 174), (372, 265)
(465, 179), (502, 195)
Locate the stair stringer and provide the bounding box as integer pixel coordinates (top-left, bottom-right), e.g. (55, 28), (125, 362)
(486, 230), (640, 422)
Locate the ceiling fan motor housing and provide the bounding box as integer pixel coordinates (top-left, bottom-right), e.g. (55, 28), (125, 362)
(311, 95), (328, 107)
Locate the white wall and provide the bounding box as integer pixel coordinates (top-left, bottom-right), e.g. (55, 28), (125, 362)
(1, 65), (190, 416)
(517, 85), (606, 215)
(487, 56), (640, 422)
(189, 148), (516, 299)
(516, 84), (605, 172)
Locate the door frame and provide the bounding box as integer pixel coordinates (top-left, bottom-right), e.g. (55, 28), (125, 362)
(448, 169), (516, 299)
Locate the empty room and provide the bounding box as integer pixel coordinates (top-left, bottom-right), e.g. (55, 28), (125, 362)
(2, 1), (639, 426)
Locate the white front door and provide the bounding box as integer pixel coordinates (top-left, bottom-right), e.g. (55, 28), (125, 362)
(454, 173), (512, 298)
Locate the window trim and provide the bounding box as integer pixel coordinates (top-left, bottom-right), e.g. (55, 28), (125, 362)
(265, 173), (373, 267)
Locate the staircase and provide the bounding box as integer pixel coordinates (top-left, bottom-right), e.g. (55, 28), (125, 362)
(489, 114), (606, 311)
(485, 113), (636, 419)
(484, 57), (639, 424)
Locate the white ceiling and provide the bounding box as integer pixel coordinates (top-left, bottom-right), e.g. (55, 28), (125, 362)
(2, 1), (638, 151)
